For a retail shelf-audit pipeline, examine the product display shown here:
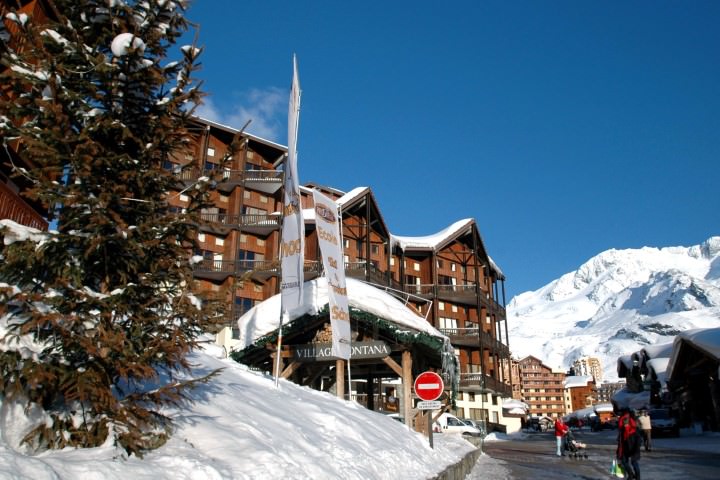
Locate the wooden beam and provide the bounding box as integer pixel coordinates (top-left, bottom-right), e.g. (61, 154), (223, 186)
(402, 350), (412, 428)
(336, 359), (345, 399)
(382, 355), (403, 377)
(281, 360), (302, 379)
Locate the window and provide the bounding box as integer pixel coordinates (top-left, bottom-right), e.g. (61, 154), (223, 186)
(390, 257), (395, 266)
(413, 262), (420, 272)
(243, 206), (267, 215)
(257, 238), (265, 247)
(237, 249), (255, 267)
(220, 194), (229, 203)
(215, 237), (224, 246)
(437, 259), (444, 269)
(438, 302), (445, 311)
(451, 263), (456, 272)
(244, 190), (251, 199)
(260, 194), (268, 203)
(371, 244), (379, 255)
(180, 194), (189, 202)
(207, 147), (215, 157)
(439, 317), (457, 329)
(234, 296), (254, 315)
(204, 160), (218, 173)
(198, 233), (206, 242)
(344, 239), (350, 249)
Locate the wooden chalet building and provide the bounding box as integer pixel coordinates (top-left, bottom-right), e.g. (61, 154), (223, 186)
(185, 117), (514, 429)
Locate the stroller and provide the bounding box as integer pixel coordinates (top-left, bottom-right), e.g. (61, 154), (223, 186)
(563, 430), (588, 458)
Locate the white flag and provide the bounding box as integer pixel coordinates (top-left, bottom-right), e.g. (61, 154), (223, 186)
(280, 56), (304, 314)
(312, 189), (351, 359)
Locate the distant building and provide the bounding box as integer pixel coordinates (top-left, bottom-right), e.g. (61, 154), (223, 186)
(596, 380), (626, 403)
(564, 375), (596, 413)
(516, 356), (566, 418)
(572, 356), (603, 383)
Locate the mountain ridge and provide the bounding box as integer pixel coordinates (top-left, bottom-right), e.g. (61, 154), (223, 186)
(507, 236), (720, 382)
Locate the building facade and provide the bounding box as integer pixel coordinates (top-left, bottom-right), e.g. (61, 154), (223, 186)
(516, 355), (566, 418)
(563, 375), (596, 413)
(571, 356), (603, 384)
(179, 118), (513, 428)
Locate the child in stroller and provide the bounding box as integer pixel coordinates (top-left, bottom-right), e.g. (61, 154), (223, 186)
(563, 429), (588, 458)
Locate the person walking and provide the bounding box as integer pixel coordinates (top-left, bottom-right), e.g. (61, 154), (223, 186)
(637, 410), (652, 451)
(554, 417), (569, 456)
(617, 409), (642, 479)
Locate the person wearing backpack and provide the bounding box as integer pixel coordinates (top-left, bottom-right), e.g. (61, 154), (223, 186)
(616, 408), (642, 479)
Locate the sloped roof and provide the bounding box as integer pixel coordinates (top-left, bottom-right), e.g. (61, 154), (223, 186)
(564, 375), (594, 388)
(666, 327), (720, 379)
(235, 277), (447, 349)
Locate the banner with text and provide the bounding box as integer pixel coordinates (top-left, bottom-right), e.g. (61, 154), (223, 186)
(312, 189), (351, 359)
(280, 56), (305, 315)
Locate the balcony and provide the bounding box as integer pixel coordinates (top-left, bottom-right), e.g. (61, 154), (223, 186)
(197, 212), (281, 236)
(440, 327), (480, 347)
(458, 372), (512, 397)
(0, 181), (47, 230)
(192, 258), (322, 283)
(175, 168), (283, 194)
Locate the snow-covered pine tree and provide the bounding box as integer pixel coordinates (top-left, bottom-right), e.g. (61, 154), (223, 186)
(0, 0), (236, 456)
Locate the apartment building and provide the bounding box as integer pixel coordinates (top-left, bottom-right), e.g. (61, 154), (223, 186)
(563, 375), (596, 413)
(571, 356), (603, 384)
(517, 355), (566, 418)
(184, 120), (513, 427)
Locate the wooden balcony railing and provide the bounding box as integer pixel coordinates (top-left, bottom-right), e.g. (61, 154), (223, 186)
(175, 168), (283, 184)
(0, 181), (48, 230)
(458, 372), (512, 396)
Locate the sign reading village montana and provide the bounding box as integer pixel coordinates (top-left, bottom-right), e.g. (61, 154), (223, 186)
(293, 341), (391, 362)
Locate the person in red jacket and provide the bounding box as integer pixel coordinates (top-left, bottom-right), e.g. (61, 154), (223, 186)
(555, 417), (569, 456)
(617, 409), (642, 479)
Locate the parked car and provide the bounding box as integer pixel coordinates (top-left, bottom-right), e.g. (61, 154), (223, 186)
(436, 413), (482, 437)
(461, 418), (487, 435)
(649, 408), (679, 437)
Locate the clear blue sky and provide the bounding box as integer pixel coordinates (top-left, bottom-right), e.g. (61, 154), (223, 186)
(180, 0), (719, 300)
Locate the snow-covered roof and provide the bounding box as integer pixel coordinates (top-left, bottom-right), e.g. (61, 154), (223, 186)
(566, 406), (596, 419)
(235, 277), (447, 349)
(646, 357), (669, 384)
(666, 327), (720, 379)
(192, 115), (287, 151)
(640, 342), (674, 361)
(611, 387), (650, 411)
(390, 219), (474, 251)
(564, 375), (594, 388)
(593, 402), (614, 413)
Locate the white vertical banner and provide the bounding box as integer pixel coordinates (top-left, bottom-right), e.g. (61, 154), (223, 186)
(280, 55), (305, 314)
(312, 189), (351, 359)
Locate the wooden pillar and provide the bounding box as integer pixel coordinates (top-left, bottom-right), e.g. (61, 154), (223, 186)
(336, 359), (345, 400)
(402, 350), (413, 427)
(367, 371), (375, 411)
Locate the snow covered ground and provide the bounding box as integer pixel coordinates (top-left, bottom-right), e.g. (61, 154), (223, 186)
(1, 340), (718, 479)
(0, 340), (477, 480)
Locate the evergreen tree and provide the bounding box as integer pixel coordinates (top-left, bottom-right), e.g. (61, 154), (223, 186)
(0, 0), (234, 456)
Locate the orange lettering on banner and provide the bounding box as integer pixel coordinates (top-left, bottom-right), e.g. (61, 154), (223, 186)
(331, 305), (349, 321)
(281, 239), (301, 256)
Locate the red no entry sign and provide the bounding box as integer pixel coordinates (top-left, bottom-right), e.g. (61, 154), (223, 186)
(414, 371), (444, 401)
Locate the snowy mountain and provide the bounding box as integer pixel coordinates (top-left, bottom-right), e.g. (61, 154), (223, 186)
(507, 237), (720, 382)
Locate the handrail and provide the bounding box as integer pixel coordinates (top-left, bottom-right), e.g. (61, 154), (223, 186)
(0, 181), (47, 230)
(174, 168), (282, 183)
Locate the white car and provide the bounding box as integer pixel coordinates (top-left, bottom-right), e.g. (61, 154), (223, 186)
(436, 413), (482, 436)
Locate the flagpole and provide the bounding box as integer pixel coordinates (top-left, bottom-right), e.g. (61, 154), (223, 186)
(275, 302), (284, 388)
